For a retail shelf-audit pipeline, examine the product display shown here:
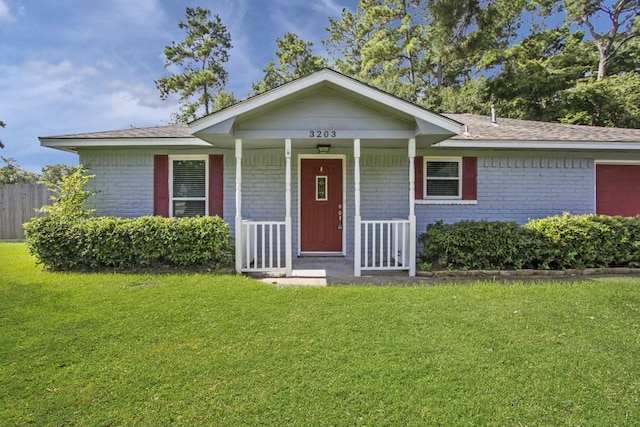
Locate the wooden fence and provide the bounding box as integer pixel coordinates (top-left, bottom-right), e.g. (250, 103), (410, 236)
(0, 184), (51, 240)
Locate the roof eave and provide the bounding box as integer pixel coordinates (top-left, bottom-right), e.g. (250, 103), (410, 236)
(435, 139), (640, 150)
(39, 137), (211, 153)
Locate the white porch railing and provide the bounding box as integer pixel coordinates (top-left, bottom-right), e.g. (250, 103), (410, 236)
(360, 219), (411, 271)
(240, 220), (286, 273)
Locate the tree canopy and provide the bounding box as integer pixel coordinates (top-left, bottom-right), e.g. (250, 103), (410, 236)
(0, 159), (82, 186)
(158, 2), (640, 128)
(322, 0), (640, 127)
(40, 164), (83, 187)
(155, 7), (232, 123)
(324, 0), (535, 102)
(562, 0), (640, 80)
(251, 33), (327, 95)
(0, 157), (38, 185)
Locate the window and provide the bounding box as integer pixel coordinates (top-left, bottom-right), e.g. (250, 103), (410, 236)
(415, 156), (476, 202)
(154, 154), (223, 218)
(316, 176), (328, 201)
(170, 156), (208, 217)
(425, 158), (461, 199)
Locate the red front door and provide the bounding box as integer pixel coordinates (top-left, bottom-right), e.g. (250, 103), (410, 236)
(300, 158), (343, 252)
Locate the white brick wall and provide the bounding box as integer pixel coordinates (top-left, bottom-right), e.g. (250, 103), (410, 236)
(81, 152), (154, 218)
(80, 148), (595, 259)
(416, 156), (595, 234)
(241, 152), (286, 221)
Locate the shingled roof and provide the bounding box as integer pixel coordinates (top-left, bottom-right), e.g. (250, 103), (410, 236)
(444, 113), (640, 143)
(41, 123), (192, 140)
(41, 115), (640, 144)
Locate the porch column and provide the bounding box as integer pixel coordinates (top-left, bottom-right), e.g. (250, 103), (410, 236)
(354, 138), (362, 276)
(408, 138), (416, 276)
(285, 138), (293, 277)
(235, 138), (243, 274)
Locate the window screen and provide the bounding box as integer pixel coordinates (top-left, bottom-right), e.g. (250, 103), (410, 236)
(425, 159), (461, 198)
(172, 159), (206, 217)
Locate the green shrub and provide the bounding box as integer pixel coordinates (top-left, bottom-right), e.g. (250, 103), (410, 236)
(525, 213), (640, 269)
(420, 214), (640, 270)
(24, 167), (233, 272)
(38, 166), (95, 219)
(24, 215), (234, 271)
(420, 220), (539, 270)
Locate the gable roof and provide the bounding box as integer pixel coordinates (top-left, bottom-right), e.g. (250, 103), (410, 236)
(39, 69), (640, 152)
(42, 114), (640, 142)
(189, 68), (462, 146)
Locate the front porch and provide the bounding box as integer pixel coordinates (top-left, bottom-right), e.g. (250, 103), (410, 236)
(187, 70), (462, 278)
(234, 138), (418, 277)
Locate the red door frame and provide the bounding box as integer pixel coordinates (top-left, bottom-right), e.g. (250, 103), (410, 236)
(299, 156), (345, 254)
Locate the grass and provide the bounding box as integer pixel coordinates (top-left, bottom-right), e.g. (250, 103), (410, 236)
(1, 242), (639, 426)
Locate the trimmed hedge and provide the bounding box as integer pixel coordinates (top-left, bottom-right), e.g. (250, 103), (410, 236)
(419, 213), (640, 270)
(24, 215), (234, 271)
(525, 214), (640, 269)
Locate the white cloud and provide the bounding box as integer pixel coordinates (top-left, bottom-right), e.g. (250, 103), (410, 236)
(0, 58), (177, 171)
(269, 0), (352, 44)
(109, 0), (169, 35)
(96, 59), (116, 70)
(113, 0), (164, 21)
(16, 58), (175, 127)
(105, 80), (169, 109)
(0, 0), (14, 22)
(312, 0), (345, 16)
(24, 59), (99, 79)
(204, 0), (264, 98)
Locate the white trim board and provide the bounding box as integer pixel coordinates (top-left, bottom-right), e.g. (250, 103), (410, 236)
(437, 140), (640, 150)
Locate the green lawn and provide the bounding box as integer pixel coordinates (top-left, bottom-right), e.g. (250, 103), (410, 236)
(1, 242), (639, 426)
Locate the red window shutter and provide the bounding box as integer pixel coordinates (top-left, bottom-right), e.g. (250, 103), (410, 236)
(414, 156), (424, 200)
(208, 154), (224, 218)
(153, 155), (170, 217)
(462, 157), (477, 200)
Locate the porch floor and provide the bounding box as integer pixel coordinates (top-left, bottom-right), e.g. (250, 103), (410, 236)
(254, 257), (421, 286)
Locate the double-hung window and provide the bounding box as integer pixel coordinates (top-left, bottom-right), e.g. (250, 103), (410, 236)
(424, 157), (462, 199)
(170, 156), (208, 217)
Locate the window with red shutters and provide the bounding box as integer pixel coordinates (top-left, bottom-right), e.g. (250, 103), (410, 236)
(153, 154), (223, 217)
(414, 156), (477, 200)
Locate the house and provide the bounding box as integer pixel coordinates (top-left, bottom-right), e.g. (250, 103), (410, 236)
(40, 69), (640, 277)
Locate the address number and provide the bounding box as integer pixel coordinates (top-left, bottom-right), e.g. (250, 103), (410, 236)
(309, 130), (337, 138)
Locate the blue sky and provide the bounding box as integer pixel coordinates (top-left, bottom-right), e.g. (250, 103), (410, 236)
(0, 0), (359, 172)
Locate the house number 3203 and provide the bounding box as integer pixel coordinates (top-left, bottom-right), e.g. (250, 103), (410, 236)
(309, 130), (337, 138)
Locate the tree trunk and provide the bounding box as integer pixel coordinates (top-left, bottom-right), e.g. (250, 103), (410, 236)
(436, 59), (443, 88)
(597, 42), (609, 80)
